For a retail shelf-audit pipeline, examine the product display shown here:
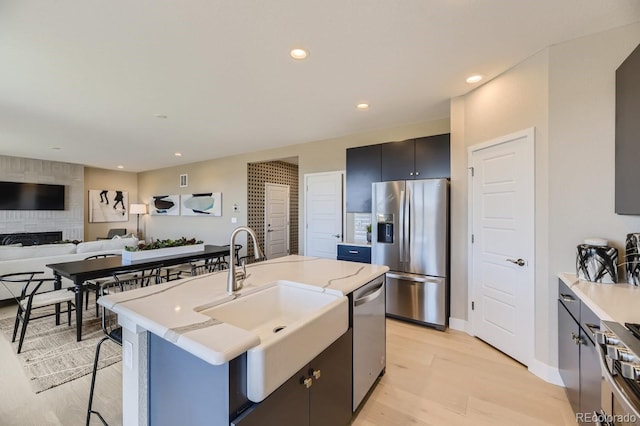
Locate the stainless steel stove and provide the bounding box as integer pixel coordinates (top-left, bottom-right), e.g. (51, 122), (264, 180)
(595, 321), (640, 425)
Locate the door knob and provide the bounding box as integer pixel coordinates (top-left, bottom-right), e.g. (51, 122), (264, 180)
(332, 234), (341, 238)
(506, 258), (526, 266)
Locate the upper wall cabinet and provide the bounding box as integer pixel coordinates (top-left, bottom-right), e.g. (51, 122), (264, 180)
(381, 134), (451, 181)
(346, 144), (381, 213)
(345, 134), (450, 213)
(616, 43), (640, 214)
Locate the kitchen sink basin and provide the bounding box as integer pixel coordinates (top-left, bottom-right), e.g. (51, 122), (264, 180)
(198, 280), (348, 402)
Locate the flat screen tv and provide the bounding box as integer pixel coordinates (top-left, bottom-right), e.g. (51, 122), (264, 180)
(0, 181), (65, 211)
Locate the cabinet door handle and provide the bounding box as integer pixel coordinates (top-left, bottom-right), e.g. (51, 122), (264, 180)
(348, 250), (359, 254)
(559, 293), (575, 303)
(415, 171), (420, 176)
(303, 377), (313, 389)
(410, 172), (414, 176)
(312, 369), (321, 380)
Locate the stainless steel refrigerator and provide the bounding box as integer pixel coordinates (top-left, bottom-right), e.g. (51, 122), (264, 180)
(372, 178), (449, 330)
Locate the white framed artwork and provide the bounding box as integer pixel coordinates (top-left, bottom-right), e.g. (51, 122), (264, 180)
(149, 195), (180, 216)
(88, 189), (129, 223)
(181, 192), (222, 216)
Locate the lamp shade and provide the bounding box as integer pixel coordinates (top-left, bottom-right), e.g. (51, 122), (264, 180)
(130, 204), (147, 215)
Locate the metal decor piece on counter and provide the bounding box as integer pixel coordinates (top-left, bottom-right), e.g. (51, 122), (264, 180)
(626, 233), (640, 286)
(576, 244), (618, 283)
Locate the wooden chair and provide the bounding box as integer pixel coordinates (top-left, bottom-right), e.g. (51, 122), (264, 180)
(86, 266), (161, 426)
(0, 271), (75, 354)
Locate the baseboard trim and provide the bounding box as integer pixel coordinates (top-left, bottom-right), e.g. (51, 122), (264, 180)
(448, 317), (468, 333)
(528, 359), (564, 386)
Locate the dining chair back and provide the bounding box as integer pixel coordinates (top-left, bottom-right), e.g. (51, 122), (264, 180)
(0, 271), (75, 354)
(83, 254), (122, 317)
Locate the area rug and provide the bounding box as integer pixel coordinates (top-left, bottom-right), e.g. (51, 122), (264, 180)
(0, 305), (121, 393)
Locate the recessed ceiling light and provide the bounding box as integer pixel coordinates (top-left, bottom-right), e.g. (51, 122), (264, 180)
(290, 48), (308, 60)
(356, 103), (369, 110)
(466, 75), (483, 84)
(117, 165), (124, 169)
(155, 114), (168, 119)
(174, 152), (182, 157)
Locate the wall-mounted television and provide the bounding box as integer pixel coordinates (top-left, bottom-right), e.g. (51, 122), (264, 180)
(0, 181), (65, 211)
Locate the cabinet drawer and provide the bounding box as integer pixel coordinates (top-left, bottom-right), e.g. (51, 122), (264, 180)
(558, 279), (580, 322)
(337, 245), (371, 264)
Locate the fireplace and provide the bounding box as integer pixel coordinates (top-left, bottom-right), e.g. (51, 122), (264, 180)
(0, 231), (63, 246)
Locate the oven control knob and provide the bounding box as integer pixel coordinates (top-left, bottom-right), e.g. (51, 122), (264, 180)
(607, 345), (635, 362)
(596, 331), (620, 346)
(620, 361), (640, 380)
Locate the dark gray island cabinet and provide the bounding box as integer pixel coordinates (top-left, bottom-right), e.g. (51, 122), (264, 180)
(146, 279), (385, 426)
(148, 329), (353, 426)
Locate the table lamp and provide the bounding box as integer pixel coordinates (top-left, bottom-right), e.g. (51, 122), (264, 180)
(130, 203), (147, 238)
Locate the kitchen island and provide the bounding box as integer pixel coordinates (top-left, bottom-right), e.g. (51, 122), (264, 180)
(99, 255), (388, 426)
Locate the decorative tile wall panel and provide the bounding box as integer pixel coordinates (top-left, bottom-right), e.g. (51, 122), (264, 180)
(247, 161), (298, 256)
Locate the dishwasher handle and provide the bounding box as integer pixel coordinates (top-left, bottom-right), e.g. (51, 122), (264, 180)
(354, 282), (385, 307)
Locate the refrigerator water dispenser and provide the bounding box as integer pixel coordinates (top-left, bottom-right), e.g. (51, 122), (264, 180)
(377, 214), (394, 244)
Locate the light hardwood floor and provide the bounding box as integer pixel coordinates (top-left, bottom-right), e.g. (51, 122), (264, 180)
(0, 304), (574, 425)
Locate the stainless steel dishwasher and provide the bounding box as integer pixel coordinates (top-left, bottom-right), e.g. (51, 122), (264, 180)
(352, 274), (386, 411)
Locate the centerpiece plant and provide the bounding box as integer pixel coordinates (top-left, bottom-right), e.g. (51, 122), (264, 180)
(125, 237), (203, 252)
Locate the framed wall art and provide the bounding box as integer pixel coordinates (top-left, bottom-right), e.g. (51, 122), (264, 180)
(149, 195), (180, 216)
(88, 189), (129, 223)
(181, 192), (222, 216)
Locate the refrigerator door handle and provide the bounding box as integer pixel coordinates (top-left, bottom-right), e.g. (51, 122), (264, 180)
(386, 272), (435, 283)
(404, 188), (410, 265)
(399, 189), (405, 262)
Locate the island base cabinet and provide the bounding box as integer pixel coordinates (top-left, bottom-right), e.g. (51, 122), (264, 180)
(232, 329), (353, 426)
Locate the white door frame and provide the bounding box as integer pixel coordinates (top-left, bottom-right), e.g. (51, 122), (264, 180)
(303, 171), (345, 256)
(264, 182), (290, 258)
(467, 127), (535, 366)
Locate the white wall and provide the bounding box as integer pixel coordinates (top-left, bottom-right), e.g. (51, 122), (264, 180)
(547, 23), (640, 364)
(451, 22), (640, 370)
(138, 119), (450, 252)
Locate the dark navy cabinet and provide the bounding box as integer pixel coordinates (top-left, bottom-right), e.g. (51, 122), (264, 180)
(557, 279), (601, 422)
(381, 134), (450, 182)
(232, 329), (353, 426)
(337, 244), (371, 264)
(346, 144), (381, 213)
(616, 43), (640, 214)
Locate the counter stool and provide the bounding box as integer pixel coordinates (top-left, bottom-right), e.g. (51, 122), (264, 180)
(86, 266), (161, 426)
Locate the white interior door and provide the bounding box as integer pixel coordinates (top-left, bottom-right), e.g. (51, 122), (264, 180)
(265, 183), (290, 259)
(304, 172), (344, 258)
(469, 128), (535, 366)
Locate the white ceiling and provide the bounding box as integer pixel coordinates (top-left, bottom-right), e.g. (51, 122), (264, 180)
(1, 1), (639, 172)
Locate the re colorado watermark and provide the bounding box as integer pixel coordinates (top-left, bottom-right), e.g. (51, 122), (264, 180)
(576, 412), (637, 424)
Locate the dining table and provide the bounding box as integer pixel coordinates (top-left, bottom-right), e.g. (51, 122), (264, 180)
(46, 244), (230, 341)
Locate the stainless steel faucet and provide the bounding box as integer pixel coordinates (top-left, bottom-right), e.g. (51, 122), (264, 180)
(227, 226), (264, 294)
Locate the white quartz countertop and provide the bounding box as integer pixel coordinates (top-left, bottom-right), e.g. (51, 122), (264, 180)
(558, 272), (640, 323)
(99, 255), (388, 366)
(337, 242), (371, 248)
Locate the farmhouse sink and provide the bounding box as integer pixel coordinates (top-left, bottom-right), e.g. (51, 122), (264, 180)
(198, 280), (348, 402)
